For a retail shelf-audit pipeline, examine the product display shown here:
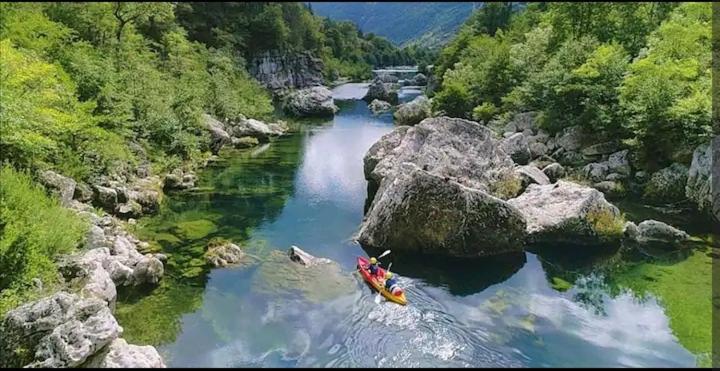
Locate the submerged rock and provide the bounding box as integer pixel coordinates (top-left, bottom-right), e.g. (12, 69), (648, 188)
(624, 220), (690, 247)
(508, 181), (624, 246)
(393, 95), (431, 126)
(288, 245), (332, 266)
(252, 249), (355, 303)
(282, 86), (338, 117)
(205, 241), (246, 267)
(368, 99), (392, 114)
(358, 163), (527, 257)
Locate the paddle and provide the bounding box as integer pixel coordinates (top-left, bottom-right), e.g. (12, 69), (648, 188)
(377, 250), (391, 259)
(374, 262), (393, 304)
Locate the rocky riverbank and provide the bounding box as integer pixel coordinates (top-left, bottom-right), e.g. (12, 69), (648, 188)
(357, 114), (707, 258)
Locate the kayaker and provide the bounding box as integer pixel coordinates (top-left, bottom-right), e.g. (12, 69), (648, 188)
(384, 271), (400, 294)
(367, 257), (381, 276)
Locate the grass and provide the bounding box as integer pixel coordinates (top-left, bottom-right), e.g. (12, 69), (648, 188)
(610, 248), (712, 366)
(586, 207), (626, 241)
(488, 173), (523, 199)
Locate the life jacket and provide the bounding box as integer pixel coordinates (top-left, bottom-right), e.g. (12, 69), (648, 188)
(385, 277), (399, 291)
(368, 263), (380, 275)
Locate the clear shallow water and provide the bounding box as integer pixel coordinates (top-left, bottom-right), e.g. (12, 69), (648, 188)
(122, 84), (707, 367)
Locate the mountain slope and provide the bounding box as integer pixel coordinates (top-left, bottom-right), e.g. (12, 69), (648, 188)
(308, 2), (479, 48)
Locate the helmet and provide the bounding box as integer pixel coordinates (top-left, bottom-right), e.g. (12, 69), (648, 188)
(370, 257), (377, 264)
(385, 272), (393, 279)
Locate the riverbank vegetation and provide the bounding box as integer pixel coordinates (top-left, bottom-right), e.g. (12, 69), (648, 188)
(431, 2), (711, 170)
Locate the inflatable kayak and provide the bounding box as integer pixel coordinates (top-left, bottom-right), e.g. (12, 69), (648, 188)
(357, 256), (407, 305)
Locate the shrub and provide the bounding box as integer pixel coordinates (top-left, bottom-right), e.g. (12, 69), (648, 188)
(0, 165), (87, 315)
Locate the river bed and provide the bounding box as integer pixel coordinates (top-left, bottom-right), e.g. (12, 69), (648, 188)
(116, 83), (712, 367)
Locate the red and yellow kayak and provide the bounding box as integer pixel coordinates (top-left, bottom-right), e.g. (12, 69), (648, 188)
(357, 256), (407, 305)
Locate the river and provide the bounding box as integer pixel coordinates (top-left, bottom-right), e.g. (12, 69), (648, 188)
(117, 83), (711, 367)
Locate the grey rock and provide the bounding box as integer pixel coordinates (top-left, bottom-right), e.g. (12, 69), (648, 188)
(685, 138), (715, 215)
(515, 165), (550, 191)
(593, 181), (626, 199)
(73, 182), (94, 203)
(362, 78), (399, 104)
(358, 163), (527, 257)
(504, 112), (538, 134)
(626, 220), (690, 247)
(605, 172), (626, 181)
(363, 117), (517, 198)
(542, 163), (565, 183)
(582, 141), (620, 157)
(283, 86), (338, 117)
(93, 186), (118, 212)
(202, 114), (231, 155)
(556, 126), (584, 151)
(583, 162), (609, 182)
(529, 142), (548, 158)
(83, 338), (165, 368)
(377, 73), (399, 83)
(39, 170), (76, 207)
(0, 292), (120, 368)
(393, 96), (431, 126)
(368, 99), (392, 114)
(607, 149), (631, 176)
(500, 132), (532, 165)
(288, 245), (333, 267)
(644, 163), (689, 203)
(226, 117), (286, 142)
(131, 256), (164, 285)
(232, 136), (261, 149)
(508, 180), (623, 245)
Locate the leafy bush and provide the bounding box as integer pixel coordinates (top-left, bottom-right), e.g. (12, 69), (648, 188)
(0, 165), (87, 315)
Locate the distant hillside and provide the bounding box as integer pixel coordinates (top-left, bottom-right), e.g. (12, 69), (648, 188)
(308, 2), (479, 48)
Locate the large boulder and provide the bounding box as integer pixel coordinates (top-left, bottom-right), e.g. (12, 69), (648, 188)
(504, 112), (538, 134)
(163, 169), (195, 191)
(685, 138), (714, 215)
(581, 141), (620, 158)
(94, 185), (118, 212)
(624, 220), (690, 247)
(508, 181), (624, 246)
(362, 78), (398, 104)
(500, 133), (532, 165)
(0, 292), (121, 368)
(556, 126), (584, 152)
(411, 73), (427, 86)
(282, 86), (338, 117)
(368, 99), (392, 114)
(583, 162), (609, 182)
(203, 114), (232, 155)
(607, 149), (631, 176)
(643, 163), (689, 203)
(358, 163), (527, 257)
(73, 182), (94, 203)
(377, 73), (399, 83)
(393, 95), (431, 126)
(288, 245), (333, 267)
(38, 170), (76, 206)
(83, 338), (165, 368)
(363, 117), (518, 198)
(226, 117), (286, 142)
(593, 180), (626, 199)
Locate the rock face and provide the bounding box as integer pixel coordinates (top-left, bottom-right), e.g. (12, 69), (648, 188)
(0, 292), (121, 368)
(393, 95), (431, 126)
(686, 138), (715, 215)
(282, 86), (338, 117)
(368, 99), (392, 114)
(624, 220), (690, 247)
(205, 241), (245, 267)
(363, 78), (399, 104)
(39, 170), (76, 206)
(643, 163), (689, 203)
(508, 181), (624, 245)
(358, 163), (527, 257)
(248, 51), (324, 92)
(363, 117), (517, 197)
(83, 339), (165, 368)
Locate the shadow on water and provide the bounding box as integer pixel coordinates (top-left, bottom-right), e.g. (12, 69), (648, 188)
(359, 247), (528, 297)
